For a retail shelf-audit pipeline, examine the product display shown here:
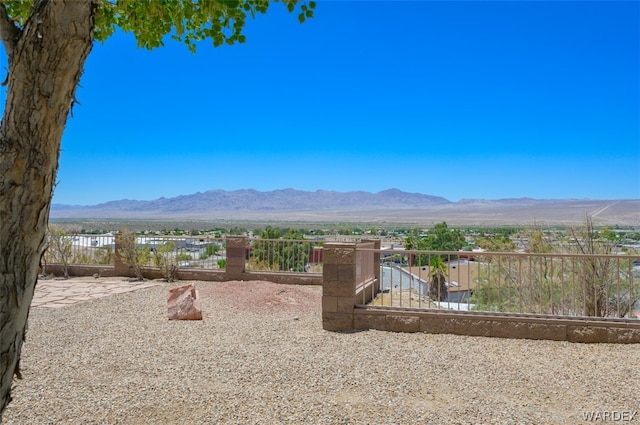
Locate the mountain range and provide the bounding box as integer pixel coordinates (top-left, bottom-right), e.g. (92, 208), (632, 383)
(50, 188), (640, 226)
(52, 189), (449, 213)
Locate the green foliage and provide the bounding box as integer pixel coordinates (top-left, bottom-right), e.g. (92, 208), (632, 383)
(474, 235), (516, 252)
(283, 228), (305, 240)
(249, 228), (311, 272)
(428, 256), (448, 301)
(528, 228), (553, 254)
(625, 231), (640, 241)
(404, 236), (416, 250)
(470, 255), (561, 314)
(200, 243), (220, 259)
(470, 216), (639, 318)
(260, 226), (283, 239)
(4, 1), (315, 53)
(228, 226), (247, 235)
(406, 222), (466, 266)
(175, 250), (193, 262)
(420, 222), (466, 252)
(72, 253), (92, 265)
(93, 0), (315, 52)
(217, 258), (226, 269)
(600, 226), (621, 242)
(95, 246), (114, 265)
(2, 0), (31, 26)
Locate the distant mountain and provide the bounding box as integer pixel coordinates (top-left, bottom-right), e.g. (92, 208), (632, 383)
(51, 188), (451, 216)
(49, 189), (640, 226)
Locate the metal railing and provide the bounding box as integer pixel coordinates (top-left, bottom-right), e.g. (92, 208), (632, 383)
(246, 238), (323, 273)
(43, 233), (324, 274)
(135, 236), (227, 270)
(361, 248), (640, 320)
(43, 234), (116, 267)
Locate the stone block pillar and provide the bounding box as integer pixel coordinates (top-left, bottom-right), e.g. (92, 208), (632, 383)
(322, 243), (357, 331)
(225, 236), (247, 280)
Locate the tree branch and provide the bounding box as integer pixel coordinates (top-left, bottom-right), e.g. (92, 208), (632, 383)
(0, 3), (21, 59)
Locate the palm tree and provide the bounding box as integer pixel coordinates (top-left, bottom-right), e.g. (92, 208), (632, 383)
(429, 256), (448, 301)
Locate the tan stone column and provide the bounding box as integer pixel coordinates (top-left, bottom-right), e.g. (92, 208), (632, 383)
(322, 243), (357, 331)
(225, 236), (247, 280)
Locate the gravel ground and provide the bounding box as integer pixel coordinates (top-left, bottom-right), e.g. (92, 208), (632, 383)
(3, 280), (640, 424)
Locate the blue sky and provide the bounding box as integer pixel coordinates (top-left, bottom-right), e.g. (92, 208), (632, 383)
(2, 1), (639, 204)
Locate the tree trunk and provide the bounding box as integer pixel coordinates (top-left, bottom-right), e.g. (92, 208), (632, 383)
(0, 1), (95, 418)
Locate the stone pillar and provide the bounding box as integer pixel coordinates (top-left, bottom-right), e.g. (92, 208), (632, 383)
(225, 236), (247, 280)
(322, 243), (357, 331)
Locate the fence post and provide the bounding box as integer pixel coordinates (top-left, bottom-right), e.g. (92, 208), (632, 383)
(322, 242), (357, 331)
(225, 236), (247, 280)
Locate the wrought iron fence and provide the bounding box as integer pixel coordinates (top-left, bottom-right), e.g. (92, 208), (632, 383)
(246, 238), (323, 273)
(43, 234), (228, 269)
(43, 234), (116, 267)
(43, 233), (325, 274)
(365, 248), (640, 319)
(135, 236), (227, 270)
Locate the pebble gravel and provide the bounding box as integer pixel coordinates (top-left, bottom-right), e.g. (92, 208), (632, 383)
(2, 280), (639, 424)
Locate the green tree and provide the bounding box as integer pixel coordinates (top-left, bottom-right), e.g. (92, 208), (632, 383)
(421, 222), (466, 252)
(428, 256), (448, 301)
(404, 235), (416, 250)
(600, 226), (621, 243)
(412, 222), (466, 266)
(260, 226), (283, 239)
(0, 1), (314, 415)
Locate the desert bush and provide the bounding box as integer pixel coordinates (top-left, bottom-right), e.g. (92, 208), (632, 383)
(118, 229), (150, 281)
(152, 241), (180, 282)
(47, 225), (73, 278)
(95, 246), (114, 265)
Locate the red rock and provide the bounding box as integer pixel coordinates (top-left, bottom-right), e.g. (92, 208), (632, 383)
(167, 283), (202, 320)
